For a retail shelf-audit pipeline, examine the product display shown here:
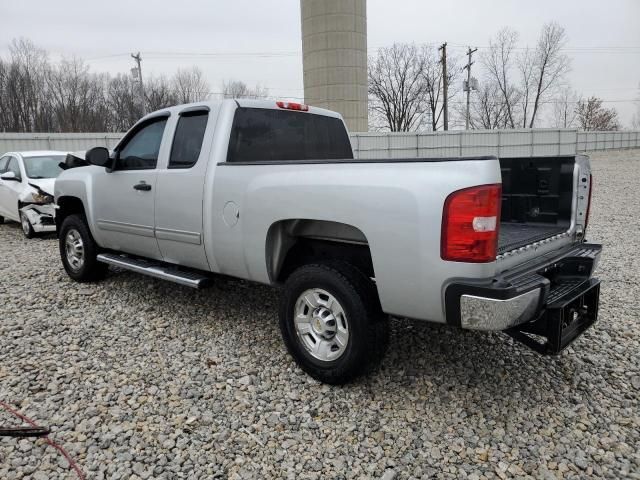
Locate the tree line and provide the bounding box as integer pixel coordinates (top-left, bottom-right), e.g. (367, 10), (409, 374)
(1, 31), (633, 133)
(368, 22), (624, 132)
(0, 39), (267, 133)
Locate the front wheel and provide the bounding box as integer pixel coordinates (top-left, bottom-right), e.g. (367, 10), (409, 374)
(20, 211), (36, 238)
(279, 262), (389, 384)
(59, 214), (108, 282)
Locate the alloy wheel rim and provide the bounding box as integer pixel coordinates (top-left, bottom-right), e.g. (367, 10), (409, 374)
(65, 229), (85, 271)
(21, 214), (31, 235)
(294, 288), (349, 361)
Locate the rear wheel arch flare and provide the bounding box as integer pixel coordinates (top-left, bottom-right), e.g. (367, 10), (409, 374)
(265, 219), (374, 283)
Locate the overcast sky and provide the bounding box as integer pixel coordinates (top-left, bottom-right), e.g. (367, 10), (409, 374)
(2, 0), (639, 126)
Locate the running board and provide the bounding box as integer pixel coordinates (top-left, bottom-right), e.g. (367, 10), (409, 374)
(97, 253), (210, 289)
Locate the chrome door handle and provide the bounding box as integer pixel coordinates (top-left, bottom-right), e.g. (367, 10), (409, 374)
(133, 182), (151, 191)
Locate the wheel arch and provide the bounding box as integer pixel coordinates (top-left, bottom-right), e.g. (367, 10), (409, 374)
(55, 196), (86, 231)
(265, 219), (375, 284)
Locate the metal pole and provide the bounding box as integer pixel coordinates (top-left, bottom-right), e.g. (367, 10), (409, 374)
(439, 43), (448, 131)
(463, 47), (477, 130)
(131, 52), (146, 115)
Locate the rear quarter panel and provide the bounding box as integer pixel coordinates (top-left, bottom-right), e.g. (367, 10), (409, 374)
(206, 158), (502, 323)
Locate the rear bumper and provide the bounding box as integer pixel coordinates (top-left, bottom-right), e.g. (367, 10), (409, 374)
(458, 288), (542, 331)
(445, 242), (602, 353)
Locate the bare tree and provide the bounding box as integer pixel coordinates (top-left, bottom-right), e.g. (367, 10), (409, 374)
(0, 37), (227, 133)
(108, 74), (142, 132)
(0, 59), (10, 131)
(172, 67), (210, 104)
(222, 79), (268, 99)
(467, 82), (511, 130)
(516, 46), (536, 128)
(527, 22), (571, 127)
(551, 86), (578, 128)
(0, 38), (51, 132)
(145, 75), (177, 112)
(368, 43), (430, 131)
(46, 58), (110, 132)
(576, 97), (619, 131)
(481, 28), (520, 128)
(480, 23), (570, 129)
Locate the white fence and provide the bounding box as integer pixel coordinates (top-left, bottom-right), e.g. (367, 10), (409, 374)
(576, 130), (640, 153)
(350, 129), (640, 159)
(1, 129), (639, 159)
(0, 133), (122, 153)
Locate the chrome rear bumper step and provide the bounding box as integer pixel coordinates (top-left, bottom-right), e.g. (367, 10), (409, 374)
(97, 253), (210, 288)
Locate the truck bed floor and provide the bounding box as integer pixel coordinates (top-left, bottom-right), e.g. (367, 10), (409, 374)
(498, 223), (568, 254)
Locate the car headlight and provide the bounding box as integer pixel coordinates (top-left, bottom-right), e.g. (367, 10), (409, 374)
(31, 192), (54, 204)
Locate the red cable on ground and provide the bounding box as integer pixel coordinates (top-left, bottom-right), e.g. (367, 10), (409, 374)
(0, 401), (86, 480)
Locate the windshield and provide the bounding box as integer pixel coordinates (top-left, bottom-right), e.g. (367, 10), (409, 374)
(23, 155), (66, 179)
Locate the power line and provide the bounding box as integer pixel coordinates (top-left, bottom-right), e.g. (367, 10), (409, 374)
(446, 42), (640, 54)
(52, 40), (640, 63)
(85, 52), (132, 61)
(200, 93), (639, 105)
(79, 45), (640, 68)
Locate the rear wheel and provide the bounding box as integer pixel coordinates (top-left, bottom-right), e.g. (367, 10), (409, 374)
(0, 215), (4, 224)
(279, 262), (389, 384)
(59, 214), (108, 282)
(20, 211), (36, 238)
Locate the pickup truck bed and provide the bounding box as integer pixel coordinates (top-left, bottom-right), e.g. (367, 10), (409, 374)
(497, 155), (578, 256)
(498, 223), (568, 254)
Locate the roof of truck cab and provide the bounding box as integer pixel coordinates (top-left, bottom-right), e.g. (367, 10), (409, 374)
(143, 98), (343, 121)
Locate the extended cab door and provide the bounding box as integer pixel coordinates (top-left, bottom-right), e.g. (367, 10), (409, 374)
(91, 115), (168, 259)
(154, 106), (214, 269)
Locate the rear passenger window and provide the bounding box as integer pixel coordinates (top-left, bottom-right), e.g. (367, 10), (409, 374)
(226, 107), (353, 163)
(169, 111), (209, 169)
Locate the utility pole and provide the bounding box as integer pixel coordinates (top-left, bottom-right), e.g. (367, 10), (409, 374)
(439, 43), (448, 131)
(131, 52), (146, 114)
(463, 47), (478, 130)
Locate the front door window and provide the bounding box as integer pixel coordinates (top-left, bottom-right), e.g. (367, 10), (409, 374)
(116, 118), (167, 170)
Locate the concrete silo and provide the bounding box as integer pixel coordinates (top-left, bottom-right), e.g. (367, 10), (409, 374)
(300, 0), (368, 132)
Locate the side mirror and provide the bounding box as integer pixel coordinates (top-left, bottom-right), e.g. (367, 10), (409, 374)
(86, 147), (112, 168)
(0, 171), (19, 182)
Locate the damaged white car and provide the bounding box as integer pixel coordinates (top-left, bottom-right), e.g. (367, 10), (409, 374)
(0, 151), (66, 238)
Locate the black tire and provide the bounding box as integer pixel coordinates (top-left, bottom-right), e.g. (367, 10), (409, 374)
(19, 211), (36, 239)
(279, 262), (389, 385)
(0, 215), (4, 224)
(59, 214), (108, 282)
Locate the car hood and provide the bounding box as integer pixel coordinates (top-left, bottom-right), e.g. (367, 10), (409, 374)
(27, 178), (55, 196)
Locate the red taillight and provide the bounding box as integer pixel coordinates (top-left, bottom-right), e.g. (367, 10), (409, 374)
(441, 184), (502, 263)
(276, 101), (309, 111)
(584, 175), (593, 232)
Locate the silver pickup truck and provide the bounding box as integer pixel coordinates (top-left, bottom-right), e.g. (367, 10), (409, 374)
(54, 99), (602, 384)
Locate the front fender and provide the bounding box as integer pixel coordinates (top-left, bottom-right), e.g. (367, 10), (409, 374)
(54, 166), (103, 243)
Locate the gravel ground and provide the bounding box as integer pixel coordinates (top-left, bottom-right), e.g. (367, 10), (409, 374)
(1, 149), (639, 480)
